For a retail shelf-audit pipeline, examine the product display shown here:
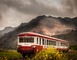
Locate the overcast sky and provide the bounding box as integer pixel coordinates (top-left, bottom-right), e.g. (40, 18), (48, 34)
(0, 0), (77, 30)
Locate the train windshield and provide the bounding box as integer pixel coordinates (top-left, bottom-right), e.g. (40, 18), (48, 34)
(19, 37), (34, 43)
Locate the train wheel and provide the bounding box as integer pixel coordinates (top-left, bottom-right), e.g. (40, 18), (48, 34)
(22, 54), (26, 58)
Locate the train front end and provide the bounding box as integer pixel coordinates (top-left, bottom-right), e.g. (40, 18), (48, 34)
(17, 33), (35, 57)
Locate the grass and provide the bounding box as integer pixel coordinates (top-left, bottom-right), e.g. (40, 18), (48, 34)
(0, 50), (22, 60)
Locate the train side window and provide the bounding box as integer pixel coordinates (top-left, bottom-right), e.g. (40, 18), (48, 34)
(42, 39), (44, 45)
(50, 40), (56, 45)
(49, 40), (50, 45)
(47, 40), (49, 45)
(37, 37), (38, 44)
(39, 38), (41, 45)
(61, 42), (68, 46)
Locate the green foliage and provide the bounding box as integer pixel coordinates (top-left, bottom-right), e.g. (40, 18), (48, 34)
(69, 45), (77, 50)
(66, 51), (77, 60)
(0, 50), (22, 60)
(32, 47), (67, 60)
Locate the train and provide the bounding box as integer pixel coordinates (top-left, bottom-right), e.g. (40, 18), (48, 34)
(17, 32), (69, 57)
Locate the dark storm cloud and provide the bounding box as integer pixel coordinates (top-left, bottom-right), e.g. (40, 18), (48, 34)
(0, 0), (72, 16)
(70, 0), (77, 16)
(0, 0), (77, 29)
(0, 0), (57, 15)
(0, 0), (76, 17)
(60, 0), (77, 17)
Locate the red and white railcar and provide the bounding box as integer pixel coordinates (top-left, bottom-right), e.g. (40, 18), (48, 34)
(17, 32), (69, 57)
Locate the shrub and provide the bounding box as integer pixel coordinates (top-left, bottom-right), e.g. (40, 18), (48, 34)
(32, 47), (67, 60)
(66, 51), (77, 60)
(69, 45), (77, 50)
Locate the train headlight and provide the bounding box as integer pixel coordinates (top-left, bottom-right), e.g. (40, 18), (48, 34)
(17, 45), (21, 48)
(32, 45), (36, 48)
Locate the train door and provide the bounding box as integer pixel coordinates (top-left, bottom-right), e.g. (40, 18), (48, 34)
(55, 41), (60, 48)
(56, 41), (60, 46)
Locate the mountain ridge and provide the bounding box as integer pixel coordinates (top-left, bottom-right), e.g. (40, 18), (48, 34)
(0, 26), (15, 37)
(0, 15), (77, 49)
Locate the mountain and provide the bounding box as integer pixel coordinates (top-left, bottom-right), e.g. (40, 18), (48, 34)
(0, 15), (77, 49)
(0, 27), (15, 37)
(58, 17), (77, 27)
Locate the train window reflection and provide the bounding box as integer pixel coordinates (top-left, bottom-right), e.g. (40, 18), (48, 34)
(19, 37), (34, 43)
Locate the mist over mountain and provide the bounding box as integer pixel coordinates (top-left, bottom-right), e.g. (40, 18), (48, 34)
(0, 15), (77, 49)
(0, 27), (15, 37)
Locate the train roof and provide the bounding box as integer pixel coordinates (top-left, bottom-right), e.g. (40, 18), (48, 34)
(18, 32), (68, 43)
